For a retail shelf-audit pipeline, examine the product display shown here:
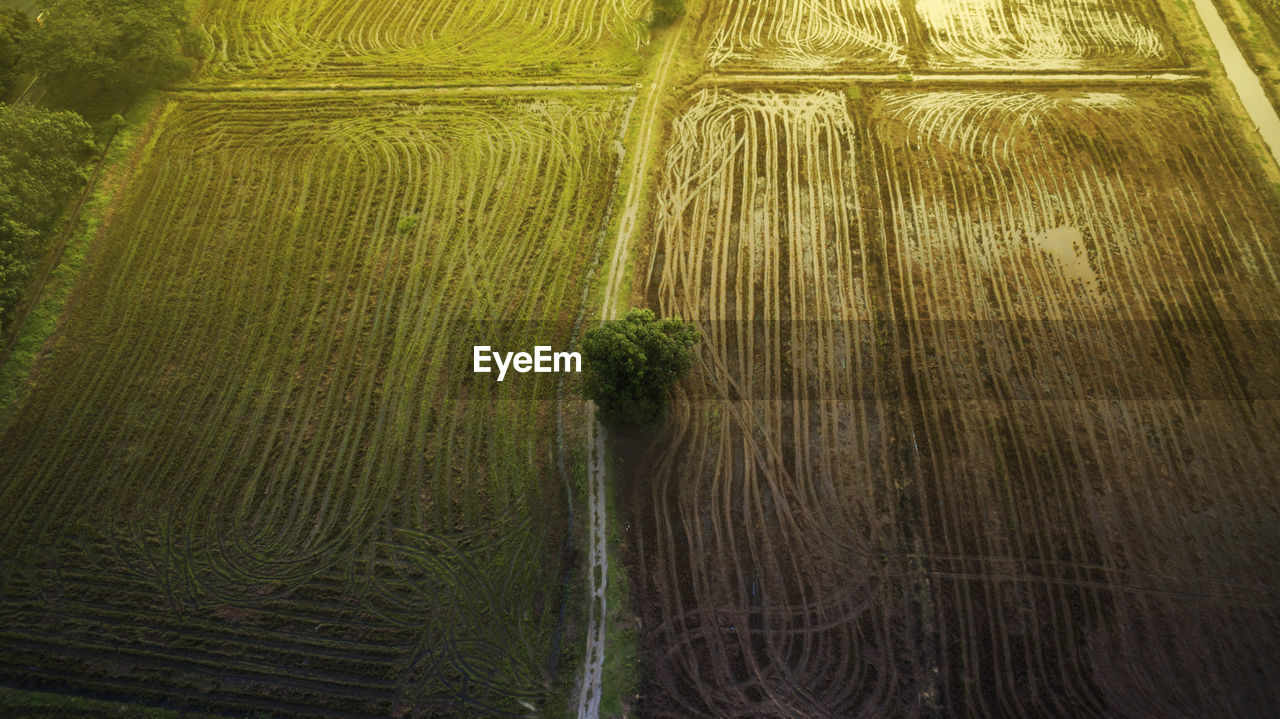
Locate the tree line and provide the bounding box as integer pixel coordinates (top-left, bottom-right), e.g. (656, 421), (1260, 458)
(0, 0), (194, 333)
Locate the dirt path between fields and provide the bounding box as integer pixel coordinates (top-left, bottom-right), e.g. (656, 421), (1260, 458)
(700, 71), (1205, 86)
(576, 409), (609, 719)
(576, 21), (684, 719)
(600, 31), (682, 321)
(173, 82), (637, 95)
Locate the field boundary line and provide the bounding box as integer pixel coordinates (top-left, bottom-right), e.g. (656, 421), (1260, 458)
(700, 72), (1208, 87)
(577, 18), (686, 719)
(170, 82), (638, 96)
(601, 35), (683, 321)
(551, 91), (639, 683)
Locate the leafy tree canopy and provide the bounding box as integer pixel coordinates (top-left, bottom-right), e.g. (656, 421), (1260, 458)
(0, 104), (95, 329)
(582, 308), (700, 427)
(652, 0), (686, 27)
(0, 9), (31, 98)
(20, 0), (194, 115)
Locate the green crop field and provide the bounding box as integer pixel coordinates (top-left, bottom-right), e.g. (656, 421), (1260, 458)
(0, 91), (629, 716)
(196, 0), (651, 85)
(6, 0), (1280, 716)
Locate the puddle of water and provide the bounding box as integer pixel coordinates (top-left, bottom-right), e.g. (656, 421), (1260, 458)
(1074, 92), (1134, 108)
(1035, 226), (1100, 298)
(1191, 0), (1280, 168)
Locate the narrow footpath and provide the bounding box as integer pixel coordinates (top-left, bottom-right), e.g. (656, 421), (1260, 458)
(576, 20), (685, 719)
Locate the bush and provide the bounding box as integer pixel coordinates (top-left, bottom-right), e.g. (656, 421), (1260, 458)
(396, 215), (419, 234)
(582, 309), (699, 427)
(652, 0), (685, 27)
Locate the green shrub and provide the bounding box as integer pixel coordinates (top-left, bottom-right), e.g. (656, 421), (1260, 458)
(651, 0), (685, 27)
(20, 0), (196, 116)
(396, 215), (420, 234)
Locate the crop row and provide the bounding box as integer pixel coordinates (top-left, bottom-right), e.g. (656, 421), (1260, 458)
(629, 88), (1280, 717)
(0, 92), (630, 716)
(704, 0), (1178, 72)
(196, 0), (650, 85)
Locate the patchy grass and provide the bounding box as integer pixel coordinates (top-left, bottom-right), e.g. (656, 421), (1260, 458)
(600, 444), (641, 718)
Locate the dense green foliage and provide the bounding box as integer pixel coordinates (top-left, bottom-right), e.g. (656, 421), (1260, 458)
(652, 0), (686, 27)
(583, 309), (699, 427)
(0, 9), (29, 98)
(0, 0), (186, 338)
(19, 0), (193, 115)
(0, 103), (94, 331)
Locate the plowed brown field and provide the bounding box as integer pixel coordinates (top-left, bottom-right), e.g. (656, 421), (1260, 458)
(627, 87), (1280, 717)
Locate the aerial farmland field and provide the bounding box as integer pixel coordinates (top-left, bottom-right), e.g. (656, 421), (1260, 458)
(2, 0), (1280, 717)
(628, 85), (1280, 716)
(0, 91), (630, 716)
(704, 0), (912, 71)
(702, 0), (1181, 72)
(195, 0), (651, 85)
(916, 0), (1178, 69)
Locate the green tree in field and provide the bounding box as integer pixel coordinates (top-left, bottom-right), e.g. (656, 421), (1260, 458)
(0, 104), (95, 331)
(20, 0), (194, 115)
(652, 0), (686, 27)
(0, 9), (30, 98)
(582, 308), (700, 427)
